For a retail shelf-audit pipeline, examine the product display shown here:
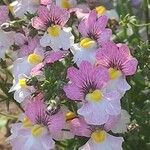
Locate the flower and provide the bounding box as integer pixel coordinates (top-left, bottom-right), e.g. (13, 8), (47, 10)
(78, 10), (111, 46)
(9, 0), (51, 18)
(11, 47), (44, 83)
(32, 4), (74, 51)
(25, 95), (66, 140)
(79, 130), (124, 150)
(0, 5), (9, 25)
(8, 94), (65, 150)
(9, 74), (35, 103)
(95, 6), (119, 21)
(96, 42), (138, 96)
(71, 10), (111, 66)
(64, 61), (121, 125)
(14, 33), (40, 57)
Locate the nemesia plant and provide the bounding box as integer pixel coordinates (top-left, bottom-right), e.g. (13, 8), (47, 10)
(0, 0), (141, 150)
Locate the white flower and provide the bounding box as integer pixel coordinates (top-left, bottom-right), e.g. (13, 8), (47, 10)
(40, 27), (74, 51)
(96, 6), (119, 21)
(79, 130), (124, 150)
(71, 38), (98, 66)
(9, 74), (35, 103)
(0, 29), (14, 59)
(12, 47), (44, 79)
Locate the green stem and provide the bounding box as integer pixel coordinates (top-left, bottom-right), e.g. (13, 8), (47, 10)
(0, 112), (18, 119)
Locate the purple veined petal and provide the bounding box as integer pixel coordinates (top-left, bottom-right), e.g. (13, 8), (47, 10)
(122, 58), (138, 76)
(78, 18), (89, 37)
(87, 10), (97, 30)
(37, 5), (50, 23)
(32, 17), (46, 30)
(67, 66), (84, 87)
(47, 4), (70, 26)
(63, 83), (84, 101)
(96, 15), (108, 29)
(92, 65), (109, 89)
(48, 110), (65, 140)
(97, 29), (112, 45)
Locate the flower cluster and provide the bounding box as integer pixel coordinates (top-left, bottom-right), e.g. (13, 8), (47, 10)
(0, 0), (138, 150)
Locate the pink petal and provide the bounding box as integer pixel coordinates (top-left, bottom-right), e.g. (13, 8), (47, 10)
(0, 5), (9, 25)
(32, 17), (46, 30)
(70, 118), (91, 137)
(40, 0), (52, 5)
(48, 110), (65, 139)
(122, 58), (138, 76)
(64, 84), (84, 100)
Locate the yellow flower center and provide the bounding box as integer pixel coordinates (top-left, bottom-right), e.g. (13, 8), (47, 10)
(96, 6), (107, 16)
(61, 0), (71, 9)
(109, 67), (122, 80)
(22, 117), (32, 128)
(91, 130), (106, 143)
(80, 38), (97, 49)
(87, 90), (103, 102)
(31, 124), (45, 137)
(47, 25), (61, 37)
(66, 112), (76, 121)
(18, 79), (27, 87)
(27, 53), (43, 65)
(8, 1), (18, 14)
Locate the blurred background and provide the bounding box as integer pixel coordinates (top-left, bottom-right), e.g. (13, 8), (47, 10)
(0, 0), (150, 149)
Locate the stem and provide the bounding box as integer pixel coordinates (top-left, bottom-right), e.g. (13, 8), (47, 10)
(144, 0), (150, 43)
(0, 112), (18, 119)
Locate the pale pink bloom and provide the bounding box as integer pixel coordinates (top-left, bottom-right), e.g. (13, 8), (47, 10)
(78, 10), (112, 46)
(14, 33), (40, 57)
(32, 4), (74, 51)
(64, 61), (121, 125)
(72, 10), (111, 66)
(12, 47), (44, 80)
(96, 42), (138, 96)
(0, 5), (9, 25)
(9, 74), (35, 103)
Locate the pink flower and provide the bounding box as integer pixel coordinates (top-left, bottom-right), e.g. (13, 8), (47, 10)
(25, 94), (65, 139)
(96, 42), (138, 76)
(14, 33), (40, 57)
(78, 10), (112, 46)
(96, 42), (138, 96)
(0, 5), (9, 25)
(64, 61), (121, 125)
(32, 4), (70, 30)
